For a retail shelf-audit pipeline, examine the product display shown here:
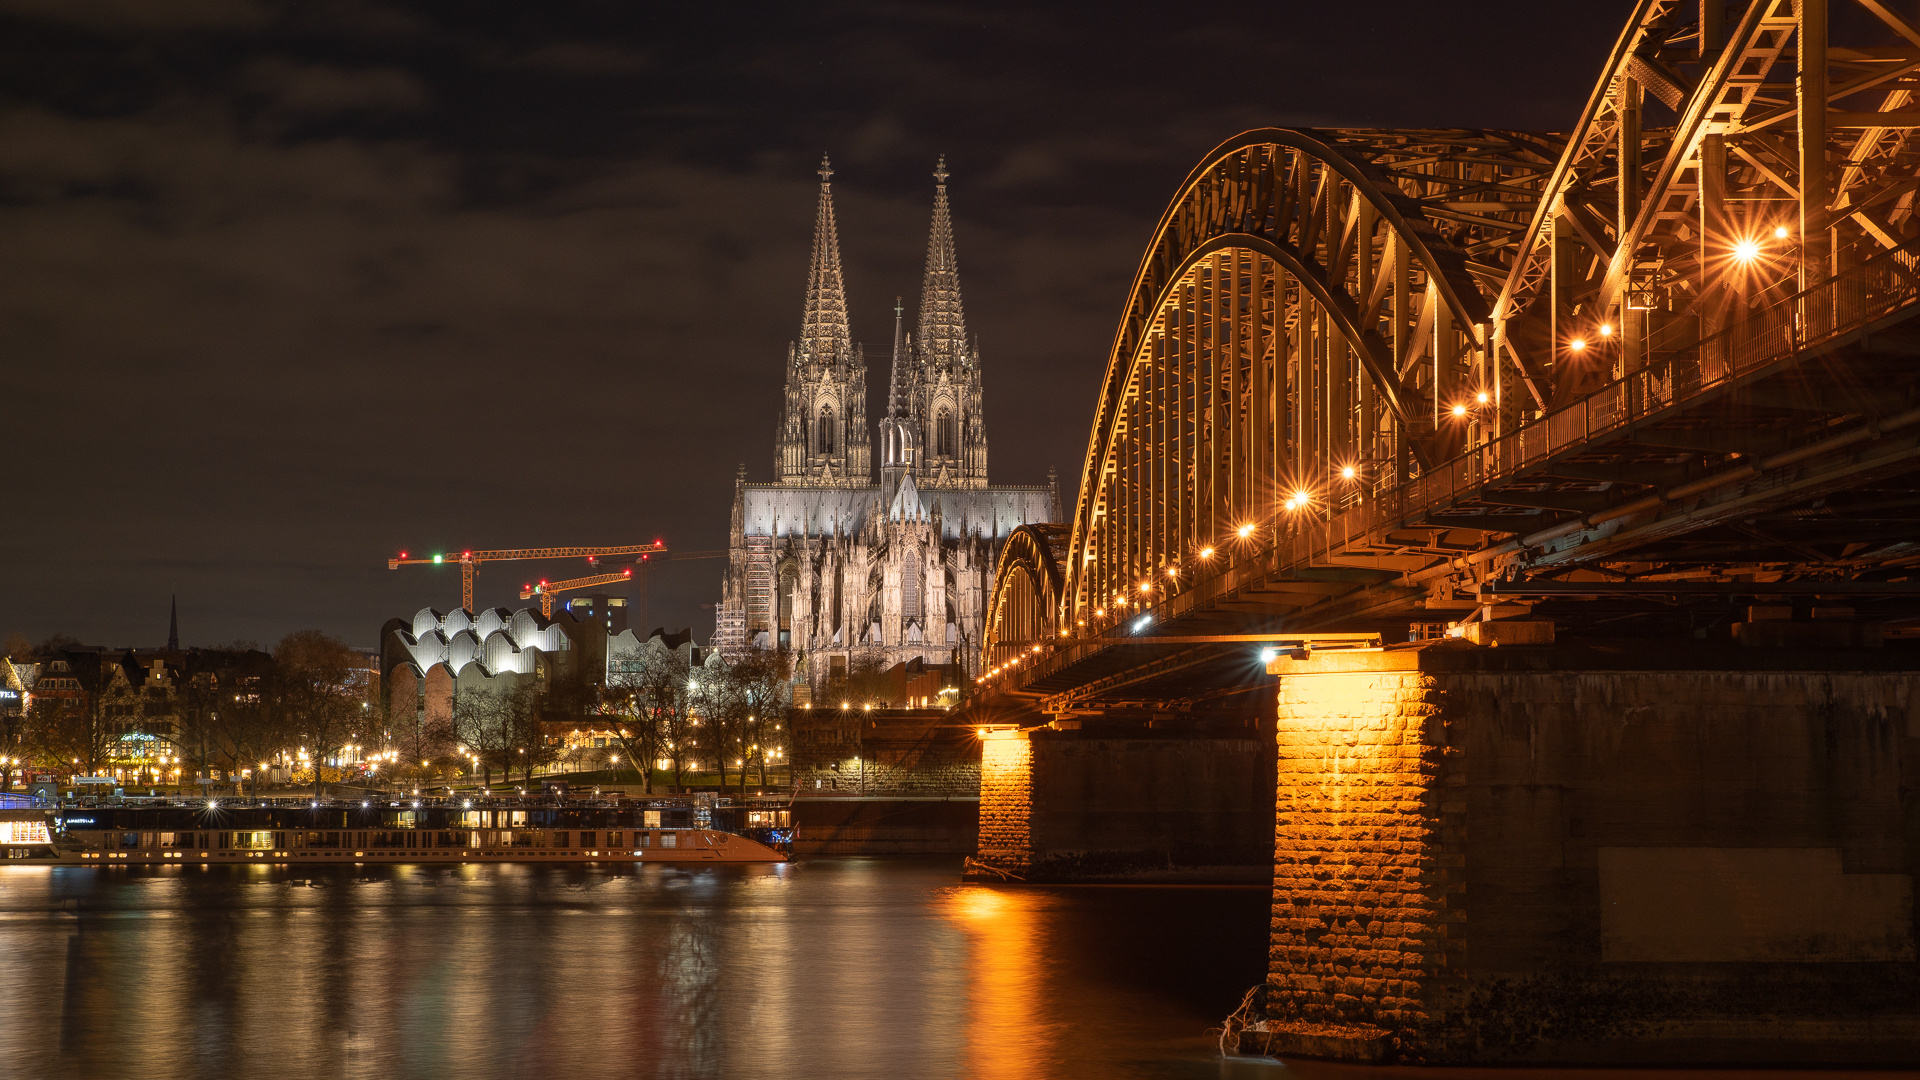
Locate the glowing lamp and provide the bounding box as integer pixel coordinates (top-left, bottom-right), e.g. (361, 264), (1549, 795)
(1476, 391), (1490, 404)
(1568, 338), (1586, 352)
(1199, 547), (1213, 559)
(1237, 523), (1254, 538)
(1451, 403), (1468, 417)
(1599, 323), (1613, 338)
(1733, 239), (1760, 263)
(1773, 225), (1789, 239)
(1340, 466), (1355, 480)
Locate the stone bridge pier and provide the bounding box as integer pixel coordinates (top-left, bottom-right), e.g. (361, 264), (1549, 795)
(1255, 640), (1920, 1065)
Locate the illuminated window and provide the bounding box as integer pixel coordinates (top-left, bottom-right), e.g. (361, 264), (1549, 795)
(817, 406), (835, 454)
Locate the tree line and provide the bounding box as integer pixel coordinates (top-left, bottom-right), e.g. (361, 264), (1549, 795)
(3, 630), (370, 799)
(3, 629), (794, 800)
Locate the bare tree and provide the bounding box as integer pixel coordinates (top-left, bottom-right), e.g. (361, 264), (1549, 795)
(272, 631), (361, 800)
(30, 653), (119, 779)
(605, 645), (695, 791)
(448, 685), (532, 790)
(730, 651), (791, 789)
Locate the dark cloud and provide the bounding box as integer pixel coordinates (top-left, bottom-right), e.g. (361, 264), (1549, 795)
(0, 0), (1631, 648)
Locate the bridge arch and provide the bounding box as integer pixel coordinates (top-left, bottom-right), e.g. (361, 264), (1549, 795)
(1052, 129), (1559, 635)
(982, 523), (1067, 673)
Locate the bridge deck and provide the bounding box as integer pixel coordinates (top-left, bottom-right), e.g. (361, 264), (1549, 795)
(990, 241), (1920, 716)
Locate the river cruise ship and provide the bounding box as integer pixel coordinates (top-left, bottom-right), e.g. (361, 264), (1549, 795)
(0, 798), (787, 866)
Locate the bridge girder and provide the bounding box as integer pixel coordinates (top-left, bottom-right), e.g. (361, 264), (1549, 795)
(981, 0), (1920, 704)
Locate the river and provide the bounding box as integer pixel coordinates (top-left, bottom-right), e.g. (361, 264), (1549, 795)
(0, 858), (1275, 1079)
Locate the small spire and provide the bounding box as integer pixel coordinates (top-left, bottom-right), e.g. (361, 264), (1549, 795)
(818, 154), (833, 184)
(886, 296), (908, 420)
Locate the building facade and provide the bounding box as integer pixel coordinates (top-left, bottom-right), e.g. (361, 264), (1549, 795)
(716, 157), (1057, 696)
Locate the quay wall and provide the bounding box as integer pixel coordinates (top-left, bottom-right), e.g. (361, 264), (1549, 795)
(974, 732), (1272, 882)
(787, 707), (980, 853)
(788, 797), (978, 855)
(1259, 641), (1920, 1065)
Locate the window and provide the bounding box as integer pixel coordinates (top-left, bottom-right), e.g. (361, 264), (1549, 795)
(607, 831), (621, 847)
(579, 831), (595, 848)
(644, 810), (662, 828)
(936, 409), (955, 456)
(660, 832), (677, 849)
(817, 406), (835, 454)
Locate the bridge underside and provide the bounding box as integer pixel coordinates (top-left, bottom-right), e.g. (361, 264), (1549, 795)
(991, 297), (1920, 720)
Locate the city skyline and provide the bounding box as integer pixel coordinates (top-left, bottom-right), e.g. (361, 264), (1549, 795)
(3, 1), (1628, 647)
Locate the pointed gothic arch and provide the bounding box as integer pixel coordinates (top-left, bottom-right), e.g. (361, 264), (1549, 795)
(936, 407), (955, 457)
(816, 404), (836, 455)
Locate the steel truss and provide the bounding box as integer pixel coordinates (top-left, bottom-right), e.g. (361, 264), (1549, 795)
(982, 0), (1920, 707)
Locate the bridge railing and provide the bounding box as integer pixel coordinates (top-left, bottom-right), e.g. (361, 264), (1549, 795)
(1253, 238), (1920, 600)
(1388, 236), (1920, 530)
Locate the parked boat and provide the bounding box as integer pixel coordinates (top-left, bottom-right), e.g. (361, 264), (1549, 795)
(0, 798), (787, 865)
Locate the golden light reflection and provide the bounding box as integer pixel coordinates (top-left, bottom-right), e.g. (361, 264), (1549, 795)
(945, 885), (1045, 1080)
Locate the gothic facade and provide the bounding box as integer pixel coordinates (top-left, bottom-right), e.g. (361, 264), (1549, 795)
(716, 157), (1056, 698)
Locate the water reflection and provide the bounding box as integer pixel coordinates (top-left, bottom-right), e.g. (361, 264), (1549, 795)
(0, 861), (1269, 1079)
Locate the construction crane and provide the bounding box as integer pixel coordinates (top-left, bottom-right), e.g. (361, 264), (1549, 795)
(520, 549), (728, 624)
(388, 541), (667, 612)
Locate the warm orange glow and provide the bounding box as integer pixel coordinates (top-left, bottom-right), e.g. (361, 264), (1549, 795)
(1339, 465), (1356, 480)
(1733, 238), (1761, 263)
(1475, 391), (1490, 404)
(1598, 323), (1613, 338)
(1199, 547), (1213, 559)
(1237, 523), (1255, 538)
(1139, 582), (1151, 593)
(1166, 566), (1178, 578)
(1568, 338), (1586, 352)
(1774, 225), (1790, 239)
(1450, 403), (1468, 417)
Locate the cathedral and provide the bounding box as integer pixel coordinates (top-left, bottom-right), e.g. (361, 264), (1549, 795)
(714, 156), (1056, 698)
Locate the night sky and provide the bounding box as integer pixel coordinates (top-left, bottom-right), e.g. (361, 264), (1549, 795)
(3, 0), (1629, 650)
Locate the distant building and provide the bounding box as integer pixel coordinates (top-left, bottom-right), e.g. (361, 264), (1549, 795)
(379, 606), (711, 753)
(715, 157), (1057, 698)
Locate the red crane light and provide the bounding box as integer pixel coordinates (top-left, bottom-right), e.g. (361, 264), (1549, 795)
(623, 569), (632, 577)
(399, 551), (408, 559)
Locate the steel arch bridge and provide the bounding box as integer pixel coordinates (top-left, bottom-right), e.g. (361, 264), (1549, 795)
(982, 0), (1920, 715)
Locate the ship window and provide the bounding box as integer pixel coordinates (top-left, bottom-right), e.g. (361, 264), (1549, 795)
(644, 810), (661, 828)
(607, 831), (622, 847)
(660, 832), (676, 849)
(579, 831), (594, 847)
(555, 832), (569, 849)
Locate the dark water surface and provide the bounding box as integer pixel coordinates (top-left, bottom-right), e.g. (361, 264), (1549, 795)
(0, 857), (1278, 1079)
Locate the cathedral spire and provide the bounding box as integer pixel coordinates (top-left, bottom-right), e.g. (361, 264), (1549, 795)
(915, 155), (969, 364)
(886, 297), (908, 420)
(800, 154), (853, 365)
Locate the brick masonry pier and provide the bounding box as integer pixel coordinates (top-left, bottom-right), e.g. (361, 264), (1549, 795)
(1257, 639), (1919, 1064)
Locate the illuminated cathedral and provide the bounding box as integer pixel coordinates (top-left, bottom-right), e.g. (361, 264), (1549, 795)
(714, 157), (1055, 697)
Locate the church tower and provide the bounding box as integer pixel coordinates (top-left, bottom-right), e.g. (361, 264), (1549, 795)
(775, 156), (870, 486)
(912, 157), (987, 487)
